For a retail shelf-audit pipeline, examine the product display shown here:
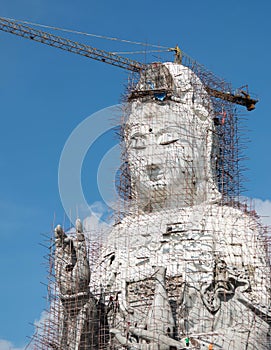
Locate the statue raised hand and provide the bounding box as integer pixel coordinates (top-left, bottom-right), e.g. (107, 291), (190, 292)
(54, 219), (90, 297)
(54, 219), (99, 350)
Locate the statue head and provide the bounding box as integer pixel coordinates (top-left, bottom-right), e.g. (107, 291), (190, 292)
(124, 63), (221, 212)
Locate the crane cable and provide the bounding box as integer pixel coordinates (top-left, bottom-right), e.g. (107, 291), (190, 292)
(2, 16), (169, 50)
(111, 49), (169, 55)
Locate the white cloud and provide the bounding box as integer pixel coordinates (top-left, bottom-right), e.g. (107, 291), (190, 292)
(34, 310), (48, 329)
(82, 201), (113, 242)
(252, 198), (271, 227)
(0, 339), (24, 350)
(31, 308), (62, 347)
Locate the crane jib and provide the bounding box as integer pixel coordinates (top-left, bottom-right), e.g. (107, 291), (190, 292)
(0, 17), (144, 72)
(0, 16), (258, 110)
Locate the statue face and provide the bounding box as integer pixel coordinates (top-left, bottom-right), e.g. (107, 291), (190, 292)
(126, 103), (207, 209)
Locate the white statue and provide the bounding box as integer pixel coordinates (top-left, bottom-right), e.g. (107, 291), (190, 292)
(55, 63), (271, 349)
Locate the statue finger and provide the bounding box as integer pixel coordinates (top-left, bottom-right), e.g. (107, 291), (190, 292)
(54, 224), (69, 249)
(54, 224), (66, 239)
(73, 218), (89, 260)
(75, 218), (85, 241)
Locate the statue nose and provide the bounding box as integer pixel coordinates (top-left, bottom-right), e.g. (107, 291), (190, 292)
(146, 164), (162, 181)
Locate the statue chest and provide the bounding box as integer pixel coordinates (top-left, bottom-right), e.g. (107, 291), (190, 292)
(116, 217), (214, 279)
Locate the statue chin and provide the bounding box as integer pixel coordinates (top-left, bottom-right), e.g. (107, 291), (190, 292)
(133, 181), (196, 212)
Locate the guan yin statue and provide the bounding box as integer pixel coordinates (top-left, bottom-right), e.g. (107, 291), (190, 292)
(53, 62), (271, 349)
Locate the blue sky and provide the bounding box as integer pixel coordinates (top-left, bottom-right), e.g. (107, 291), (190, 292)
(1, 0), (271, 348)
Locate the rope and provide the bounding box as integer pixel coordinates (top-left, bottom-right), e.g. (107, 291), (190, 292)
(112, 49), (170, 55)
(3, 16), (169, 49)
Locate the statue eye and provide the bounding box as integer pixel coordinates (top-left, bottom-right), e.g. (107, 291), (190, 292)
(130, 135), (146, 149)
(159, 132), (179, 146)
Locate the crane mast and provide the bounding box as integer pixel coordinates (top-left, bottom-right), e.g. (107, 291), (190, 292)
(0, 16), (258, 110)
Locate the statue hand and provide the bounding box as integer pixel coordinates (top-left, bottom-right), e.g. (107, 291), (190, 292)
(110, 327), (190, 350)
(54, 219), (90, 297)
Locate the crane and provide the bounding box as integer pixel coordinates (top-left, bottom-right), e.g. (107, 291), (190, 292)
(0, 16), (258, 111)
